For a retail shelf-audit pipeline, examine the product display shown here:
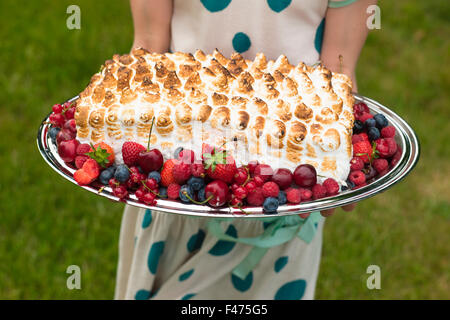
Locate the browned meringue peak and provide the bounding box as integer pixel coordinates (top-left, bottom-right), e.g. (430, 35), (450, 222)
(74, 48), (355, 181)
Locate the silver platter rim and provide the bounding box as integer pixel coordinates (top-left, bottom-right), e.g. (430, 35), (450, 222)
(37, 94), (420, 218)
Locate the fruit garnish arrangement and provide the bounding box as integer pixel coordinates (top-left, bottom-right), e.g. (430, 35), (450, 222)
(48, 99), (401, 215)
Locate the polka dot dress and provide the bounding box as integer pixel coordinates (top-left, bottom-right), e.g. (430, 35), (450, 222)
(115, 0), (358, 300)
(115, 207), (324, 300)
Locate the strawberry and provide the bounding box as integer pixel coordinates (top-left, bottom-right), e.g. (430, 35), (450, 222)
(353, 140), (373, 163)
(82, 158), (100, 179)
(201, 143), (215, 158)
(75, 155), (89, 169)
(73, 158), (100, 186)
(87, 142), (115, 168)
(203, 149), (237, 184)
(74, 169), (94, 186)
(122, 141), (146, 166)
(76, 143), (91, 156)
(160, 159), (177, 187)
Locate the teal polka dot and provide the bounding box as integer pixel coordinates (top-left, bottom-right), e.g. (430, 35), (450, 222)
(201, 0), (232, 12)
(274, 279), (307, 300)
(232, 32), (251, 53)
(267, 0), (292, 12)
(314, 18), (325, 54)
(142, 209), (152, 228)
(231, 272), (253, 292)
(181, 293), (196, 300)
(135, 289), (156, 300)
(274, 256), (288, 273)
(208, 224), (237, 256)
(187, 229), (206, 252)
(179, 269), (194, 282)
(147, 241), (165, 274)
(314, 222), (318, 229)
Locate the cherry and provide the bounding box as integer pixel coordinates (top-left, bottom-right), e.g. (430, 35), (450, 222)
(64, 106), (76, 120)
(247, 160), (259, 175)
(52, 104), (63, 114)
(58, 139), (79, 163)
(254, 164), (273, 182)
(138, 149), (163, 173)
(204, 180), (230, 207)
(271, 168), (293, 190)
(63, 119), (77, 134)
(56, 129), (75, 144)
(293, 164), (317, 188)
(49, 113), (65, 127)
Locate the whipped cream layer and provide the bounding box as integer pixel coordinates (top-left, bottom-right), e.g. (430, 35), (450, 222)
(75, 48), (354, 183)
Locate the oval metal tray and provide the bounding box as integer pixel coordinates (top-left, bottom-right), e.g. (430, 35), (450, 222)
(37, 94), (420, 218)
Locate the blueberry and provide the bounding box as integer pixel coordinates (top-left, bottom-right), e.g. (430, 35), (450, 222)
(368, 127), (380, 141)
(114, 164), (130, 183)
(263, 197), (279, 213)
(353, 120), (364, 134)
(107, 164), (117, 175)
(158, 187), (167, 198)
(277, 191), (287, 205)
(198, 187), (206, 202)
(374, 113), (388, 129)
(179, 185), (194, 203)
(148, 171), (161, 184)
(174, 147), (184, 159)
(264, 211), (278, 215)
(364, 118), (376, 128)
(187, 176), (205, 191)
(99, 169), (114, 185)
(49, 127), (60, 143)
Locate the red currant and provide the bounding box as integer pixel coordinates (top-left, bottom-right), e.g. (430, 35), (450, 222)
(52, 104), (63, 114)
(245, 181), (257, 193)
(233, 186), (248, 200)
(142, 192), (156, 205)
(113, 185), (128, 199)
(247, 160), (259, 175)
(253, 176), (264, 187)
(233, 167), (248, 185)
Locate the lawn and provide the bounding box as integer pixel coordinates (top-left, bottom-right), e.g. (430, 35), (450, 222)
(0, 0), (448, 299)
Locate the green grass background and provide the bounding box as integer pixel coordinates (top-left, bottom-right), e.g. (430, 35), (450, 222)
(0, 0), (448, 299)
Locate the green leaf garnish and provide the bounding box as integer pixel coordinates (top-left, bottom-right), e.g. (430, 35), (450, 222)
(86, 143), (111, 168)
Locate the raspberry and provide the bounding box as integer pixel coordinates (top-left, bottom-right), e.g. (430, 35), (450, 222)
(390, 146), (402, 168)
(357, 112), (373, 123)
(76, 143), (91, 156)
(167, 183), (181, 200)
(348, 170), (366, 186)
(375, 138), (390, 158)
(381, 126), (396, 138)
(352, 134), (364, 145)
(322, 178), (339, 196)
(262, 182), (280, 198)
(253, 175), (264, 187)
(299, 188), (312, 201)
(385, 138), (398, 157)
(191, 162), (206, 177)
(373, 158), (388, 173)
(353, 102), (370, 115)
(378, 169), (389, 177)
(172, 160), (192, 184)
(312, 184), (327, 200)
(75, 155), (89, 169)
(285, 188), (301, 204)
(350, 157), (364, 171)
(353, 140), (373, 163)
(353, 182), (367, 189)
(247, 187), (265, 206)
